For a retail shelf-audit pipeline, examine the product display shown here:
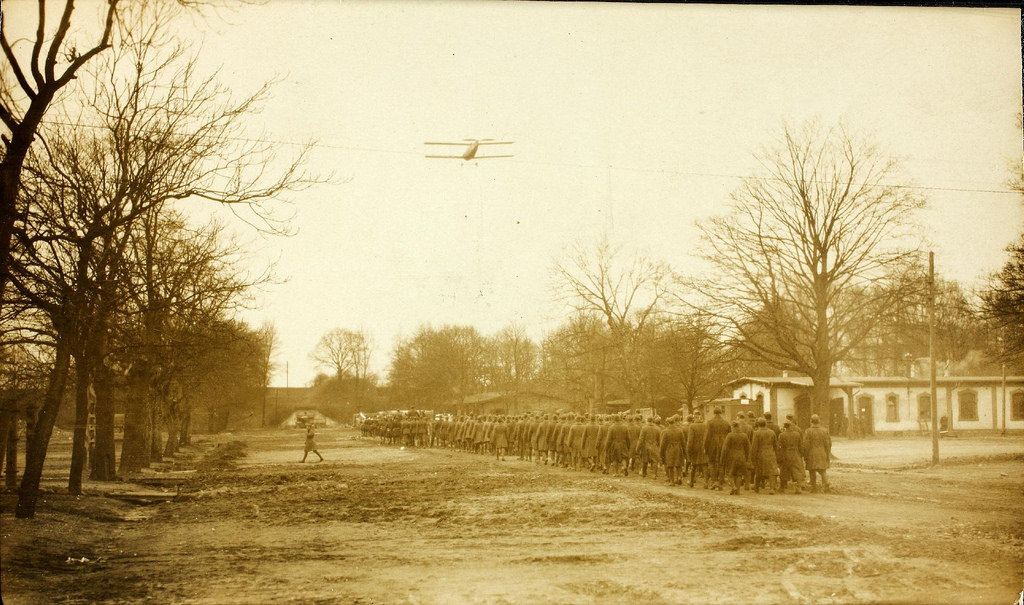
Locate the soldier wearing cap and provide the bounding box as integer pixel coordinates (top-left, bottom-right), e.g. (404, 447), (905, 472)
(704, 406), (731, 490)
(636, 416), (662, 479)
(778, 420), (804, 494)
(802, 414), (832, 493)
(785, 413), (807, 486)
(491, 416), (510, 460)
(719, 420), (750, 494)
(604, 413), (633, 477)
(659, 416), (685, 485)
(686, 412), (709, 488)
(750, 417), (780, 494)
(301, 424), (324, 463)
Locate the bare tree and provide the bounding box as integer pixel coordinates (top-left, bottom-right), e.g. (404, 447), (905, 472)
(1, 0), (120, 309)
(117, 210), (263, 475)
(255, 322), (279, 427)
(645, 312), (739, 413)
(982, 233), (1024, 370)
(312, 328), (372, 382)
(7, 12), (314, 516)
(387, 325), (487, 410)
(552, 237), (670, 405)
(537, 312), (612, 411)
(694, 121), (924, 424)
(486, 321), (538, 413)
(312, 327), (373, 410)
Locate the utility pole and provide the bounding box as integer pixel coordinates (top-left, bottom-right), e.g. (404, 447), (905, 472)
(929, 252), (939, 465)
(1001, 330), (1007, 436)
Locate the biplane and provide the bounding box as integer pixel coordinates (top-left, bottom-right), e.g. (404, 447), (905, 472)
(424, 139), (514, 160)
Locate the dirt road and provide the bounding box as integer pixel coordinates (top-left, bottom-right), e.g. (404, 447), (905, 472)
(2, 429), (1023, 604)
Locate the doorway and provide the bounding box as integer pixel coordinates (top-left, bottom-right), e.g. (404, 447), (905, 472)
(856, 394), (875, 436)
(829, 398), (846, 435)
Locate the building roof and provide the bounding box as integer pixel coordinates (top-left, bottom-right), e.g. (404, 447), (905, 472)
(842, 375), (1024, 386)
(727, 376), (864, 389)
(728, 375), (1024, 390)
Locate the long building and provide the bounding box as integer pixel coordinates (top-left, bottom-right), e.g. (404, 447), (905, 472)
(727, 375), (1024, 436)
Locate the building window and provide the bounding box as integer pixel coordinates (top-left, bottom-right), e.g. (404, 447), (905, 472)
(917, 393), (931, 422)
(1012, 392), (1024, 421)
(958, 391), (978, 422)
(885, 393), (899, 422)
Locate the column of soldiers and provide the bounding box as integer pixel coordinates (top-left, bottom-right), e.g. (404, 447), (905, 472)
(358, 407), (832, 494)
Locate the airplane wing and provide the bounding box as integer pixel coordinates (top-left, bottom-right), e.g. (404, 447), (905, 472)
(424, 142), (467, 146)
(473, 155), (514, 159)
(425, 155), (468, 159)
(476, 141), (514, 145)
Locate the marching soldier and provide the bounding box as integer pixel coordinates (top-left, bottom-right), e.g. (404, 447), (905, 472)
(659, 416), (685, 486)
(719, 420), (750, 494)
(636, 416), (662, 479)
(802, 414), (832, 493)
(778, 420), (804, 494)
(686, 412), (709, 488)
(750, 417), (779, 494)
(704, 407), (731, 490)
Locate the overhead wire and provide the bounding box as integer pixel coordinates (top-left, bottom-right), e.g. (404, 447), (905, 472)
(34, 118), (1023, 196)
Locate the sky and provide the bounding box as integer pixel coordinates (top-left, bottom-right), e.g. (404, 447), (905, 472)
(9, 2), (1024, 388)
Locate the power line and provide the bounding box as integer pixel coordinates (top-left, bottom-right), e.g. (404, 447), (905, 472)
(35, 118), (1023, 196)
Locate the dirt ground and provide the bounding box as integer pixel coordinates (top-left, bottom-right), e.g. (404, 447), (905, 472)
(2, 429), (1023, 605)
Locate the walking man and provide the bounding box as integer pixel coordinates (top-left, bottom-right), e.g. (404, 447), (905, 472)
(301, 424), (324, 463)
(802, 414), (832, 493)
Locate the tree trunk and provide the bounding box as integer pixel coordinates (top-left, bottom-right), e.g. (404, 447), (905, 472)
(4, 418), (18, 489)
(0, 410), (15, 487)
(69, 360), (91, 496)
(810, 371), (832, 429)
(0, 92), (56, 318)
(812, 271), (833, 429)
(16, 345), (71, 518)
(150, 404), (163, 462)
(118, 371), (151, 477)
(90, 357), (117, 480)
(179, 405), (192, 447)
(0, 410), (10, 483)
(162, 416), (180, 458)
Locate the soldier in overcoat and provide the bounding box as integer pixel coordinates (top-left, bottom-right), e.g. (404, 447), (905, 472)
(778, 420), (804, 494)
(659, 416), (685, 485)
(491, 416), (510, 460)
(569, 415), (586, 470)
(750, 417), (779, 494)
(802, 414), (832, 493)
(534, 414), (551, 464)
(764, 412), (782, 438)
(785, 413), (807, 482)
(719, 421), (750, 494)
(603, 414), (633, 476)
(686, 412), (709, 488)
(635, 416), (662, 479)
(704, 407), (731, 490)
